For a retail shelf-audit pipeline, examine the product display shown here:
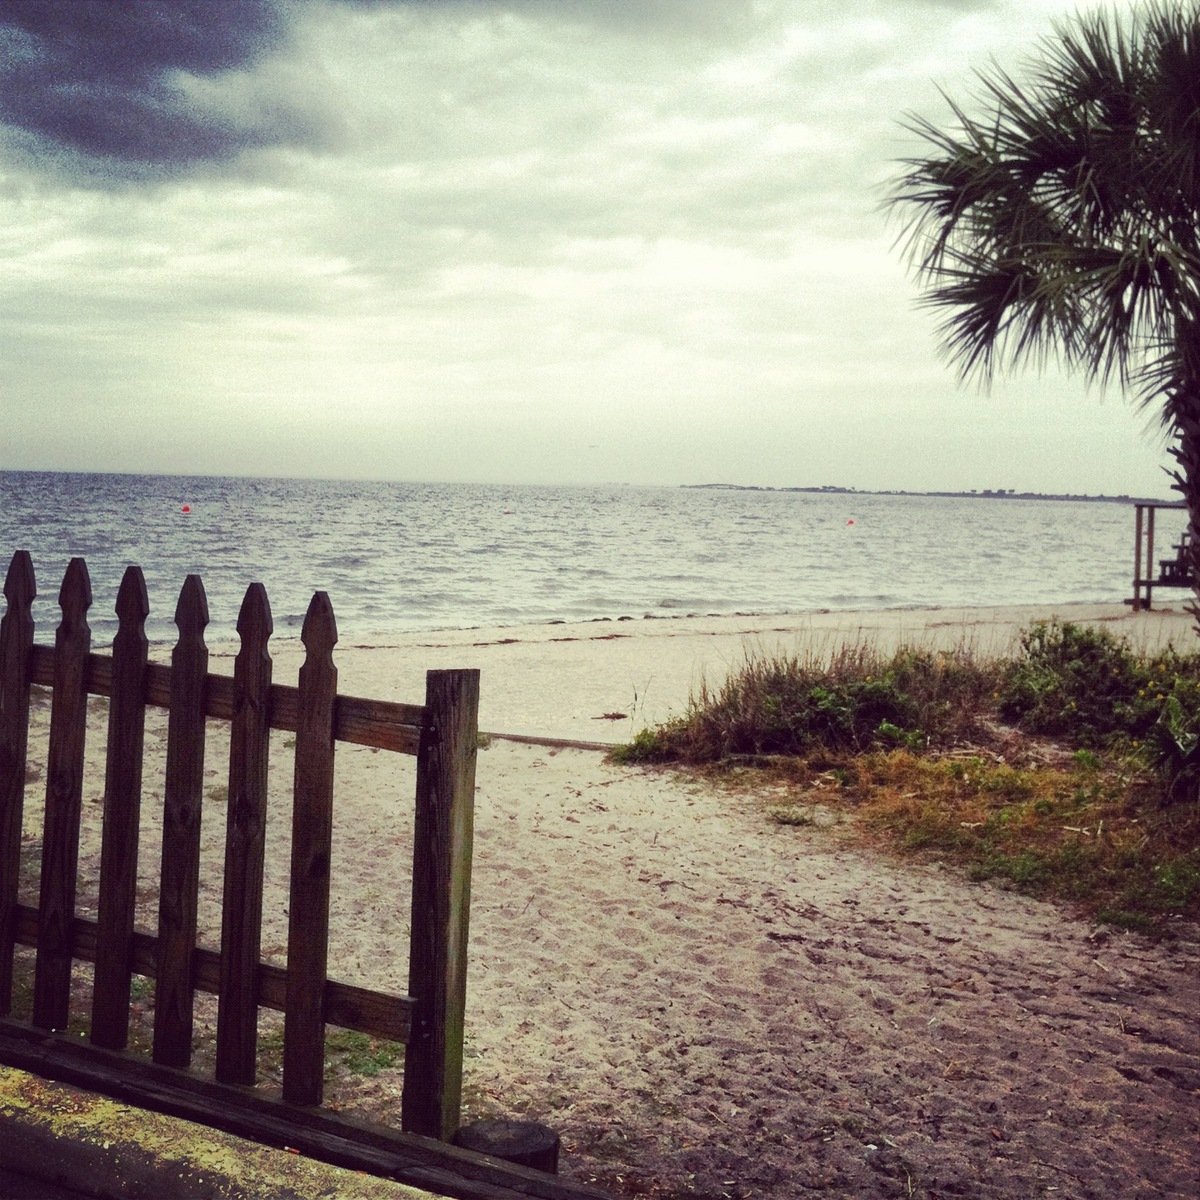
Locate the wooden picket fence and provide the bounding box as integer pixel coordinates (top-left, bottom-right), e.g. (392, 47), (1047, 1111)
(0, 550), (606, 1199)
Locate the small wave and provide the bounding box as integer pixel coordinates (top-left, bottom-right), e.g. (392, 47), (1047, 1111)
(826, 594), (904, 608)
(320, 554), (371, 569)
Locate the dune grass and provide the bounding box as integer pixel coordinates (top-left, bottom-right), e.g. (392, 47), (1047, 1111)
(614, 621), (1200, 933)
(615, 640), (1002, 762)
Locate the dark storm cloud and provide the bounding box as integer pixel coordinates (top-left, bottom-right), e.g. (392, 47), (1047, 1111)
(0, 0), (334, 170)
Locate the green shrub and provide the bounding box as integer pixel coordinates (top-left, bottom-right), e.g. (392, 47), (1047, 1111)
(609, 725), (679, 763)
(615, 621), (1200, 806)
(614, 642), (997, 763)
(997, 620), (1199, 749)
(607, 624), (1200, 928)
(1149, 690), (1200, 805)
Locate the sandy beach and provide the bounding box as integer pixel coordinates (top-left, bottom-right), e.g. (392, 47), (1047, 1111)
(216, 600), (1199, 746)
(15, 602), (1200, 1199)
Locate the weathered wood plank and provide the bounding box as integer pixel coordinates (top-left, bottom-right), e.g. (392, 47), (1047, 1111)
(331, 694), (424, 753)
(217, 583), (273, 1085)
(1132, 504), (1145, 609)
(91, 567), (150, 1050)
(29, 649), (424, 753)
(403, 669), (480, 1141)
(32, 559), (92, 1032)
(13, 902), (413, 1040)
(153, 574), (210, 1068)
(0, 551), (36, 1014)
(0, 1019), (613, 1200)
(283, 592), (338, 1105)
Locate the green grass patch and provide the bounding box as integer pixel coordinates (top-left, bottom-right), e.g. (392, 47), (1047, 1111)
(325, 1030), (404, 1077)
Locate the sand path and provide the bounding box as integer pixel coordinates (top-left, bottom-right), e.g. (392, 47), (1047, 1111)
(315, 736), (1199, 1199)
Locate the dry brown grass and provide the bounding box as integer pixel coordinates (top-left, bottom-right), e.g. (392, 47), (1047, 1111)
(725, 740), (1200, 934)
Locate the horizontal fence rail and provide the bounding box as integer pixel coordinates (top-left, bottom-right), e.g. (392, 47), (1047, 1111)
(0, 550), (479, 1148)
(25, 646), (427, 753)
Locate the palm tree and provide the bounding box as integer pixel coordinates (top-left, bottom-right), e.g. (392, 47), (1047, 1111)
(889, 1), (1200, 627)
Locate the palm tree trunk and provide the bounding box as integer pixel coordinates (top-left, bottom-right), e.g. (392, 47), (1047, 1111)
(1166, 395), (1200, 635)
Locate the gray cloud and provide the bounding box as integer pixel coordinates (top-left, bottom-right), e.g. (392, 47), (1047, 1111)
(0, 0), (345, 173)
(0, 0), (1168, 496)
(0, 0), (998, 183)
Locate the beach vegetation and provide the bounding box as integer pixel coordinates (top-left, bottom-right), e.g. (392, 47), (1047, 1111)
(845, 750), (1199, 931)
(615, 626), (1200, 931)
(253, 1022), (404, 1082)
(998, 620), (1192, 742)
(997, 619), (1200, 803)
(888, 0), (1200, 631)
(611, 643), (999, 763)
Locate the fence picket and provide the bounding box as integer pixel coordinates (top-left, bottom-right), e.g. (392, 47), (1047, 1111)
(153, 574), (210, 1068)
(91, 567), (151, 1049)
(0, 551), (36, 1014)
(32, 559), (92, 1031)
(283, 592), (338, 1105)
(216, 583), (273, 1086)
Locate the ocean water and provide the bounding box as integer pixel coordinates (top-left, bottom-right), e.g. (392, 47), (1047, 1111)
(0, 470), (1187, 645)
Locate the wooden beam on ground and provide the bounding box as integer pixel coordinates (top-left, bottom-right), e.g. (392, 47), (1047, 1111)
(0, 1022), (613, 1200)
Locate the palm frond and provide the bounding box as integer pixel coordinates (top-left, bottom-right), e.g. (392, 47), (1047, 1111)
(887, 0), (1200, 398)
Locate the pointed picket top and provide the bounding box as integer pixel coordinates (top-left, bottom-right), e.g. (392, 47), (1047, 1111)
(174, 574), (210, 640)
(114, 565), (149, 627)
(3, 551), (35, 611)
(57, 558), (92, 629)
(218, 581), (273, 1087)
(236, 582), (273, 645)
(113, 567), (149, 658)
(300, 591), (338, 665)
(1, 551), (36, 671)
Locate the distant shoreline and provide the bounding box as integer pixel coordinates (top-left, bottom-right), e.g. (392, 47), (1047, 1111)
(682, 483), (1181, 505)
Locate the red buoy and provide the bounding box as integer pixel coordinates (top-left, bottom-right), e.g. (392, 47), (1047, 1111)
(181, 504), (191, 513)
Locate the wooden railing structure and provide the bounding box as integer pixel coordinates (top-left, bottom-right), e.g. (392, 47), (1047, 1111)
(1125, 502), (1194, 611)
(0, 551), (606, 1200)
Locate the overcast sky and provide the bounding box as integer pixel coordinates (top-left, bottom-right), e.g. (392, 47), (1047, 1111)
(0, 0), (1174, 495)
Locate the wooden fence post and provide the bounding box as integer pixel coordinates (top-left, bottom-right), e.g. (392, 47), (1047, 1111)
(0, 551), (36, 1015)
(402, 668), (479, 1141)
(33, 558), (92, 1032)
(1146, 507), (1158, 610)
(216, 583), (273, 1086)
(91, 566), (150, 1049)
(153, 574), (210, 1068)
(1132, 504), (1145, 610)
(283, 592), (338, 1106)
